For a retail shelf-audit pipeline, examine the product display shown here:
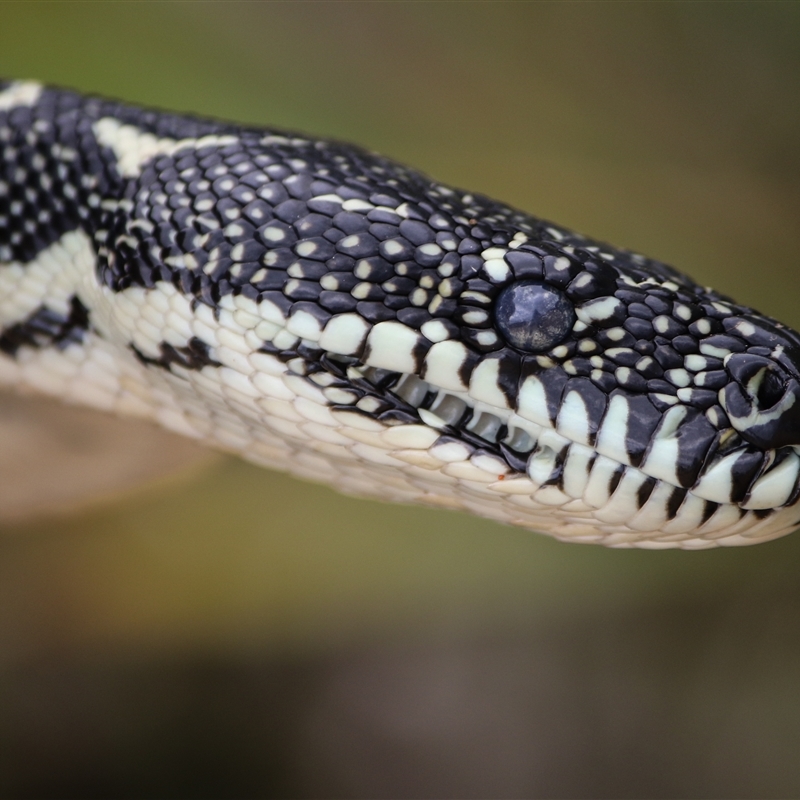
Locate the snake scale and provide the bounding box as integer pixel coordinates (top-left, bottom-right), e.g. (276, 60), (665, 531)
(1, 79), (799, 549)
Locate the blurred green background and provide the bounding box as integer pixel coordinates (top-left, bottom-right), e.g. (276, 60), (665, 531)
(1, 2), (800, 797)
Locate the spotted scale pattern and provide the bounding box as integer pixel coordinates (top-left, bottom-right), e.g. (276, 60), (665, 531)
(2, 80), (800, 548)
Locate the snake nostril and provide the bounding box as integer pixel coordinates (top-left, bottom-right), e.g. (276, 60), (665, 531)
(721, 353), (800, 449)
(725, 353), (788, 408)
(755, 367), (786, 409)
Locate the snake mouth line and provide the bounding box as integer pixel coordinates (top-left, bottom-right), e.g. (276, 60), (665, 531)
(350, 365), (532, 458)
(339, 364), (800, 521)
(345, 364), (657, 501)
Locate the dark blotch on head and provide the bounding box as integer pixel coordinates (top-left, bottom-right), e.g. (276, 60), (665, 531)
(494, 281), (574, 353)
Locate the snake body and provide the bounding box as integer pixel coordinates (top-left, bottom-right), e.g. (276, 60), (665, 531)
(2, 80), (800, 548)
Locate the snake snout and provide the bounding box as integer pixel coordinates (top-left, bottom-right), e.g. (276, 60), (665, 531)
(721, 352), (800, 449)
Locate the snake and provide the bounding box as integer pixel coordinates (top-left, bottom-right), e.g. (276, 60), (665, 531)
(1, 79), (799, 549)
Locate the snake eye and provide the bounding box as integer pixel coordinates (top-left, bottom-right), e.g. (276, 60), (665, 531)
(494, 281), (575, 352)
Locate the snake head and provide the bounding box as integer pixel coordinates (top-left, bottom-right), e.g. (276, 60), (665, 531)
(719, 319), (800, 450)
(67, 92), (800, 545)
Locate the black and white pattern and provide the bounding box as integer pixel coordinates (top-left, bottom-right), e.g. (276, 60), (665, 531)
(2, 79), (800, 548)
